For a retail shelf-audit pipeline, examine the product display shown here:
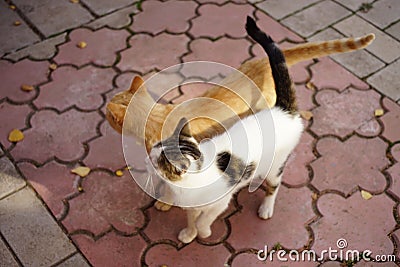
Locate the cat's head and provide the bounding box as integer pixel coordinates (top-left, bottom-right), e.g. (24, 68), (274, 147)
(148, 118), (201, 181)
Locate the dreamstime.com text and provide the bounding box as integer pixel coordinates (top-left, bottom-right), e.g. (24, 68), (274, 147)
(257, 238), (397, 263)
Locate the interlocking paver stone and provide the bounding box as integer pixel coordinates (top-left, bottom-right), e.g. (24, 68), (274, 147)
(131, 0), (197, 34)
(335, 0), (374, 11)
(55, 253), (90, 267)
(0, 237), (19, 267)
(11, 109), (101, 164)
(0, 156), (25, 200)
(281, 0), (351, 38)
(256, 0), (320, 20)
(0, 1), (40, 56)
(73, 232), (146, 267)
(386, 21), (400, 40)
(334, 15), (400, 64)
(381, 97), (400, 142)
(117, 33), (189, 73)
(35, 65), (115, 111)
(12, 0), (93, 37)
(0, 59), (49, 103)
(18, 161), (78, 218)
(0, 102), (31, 148)
(55, 28), (129, 67)
(312, 136), (388, 194)
(358, 0), (400, 29)
(310, 88), (381, 137)
(313, 193), (395, 257)
(0, 187), (76, 266)
(81, 0), (134, 16)
(368, 59), (400, 101)
(387, 163), (400, 199)
(86, 5), (138, 30)
(190, 3), (254, 38)
(145, 242), (230, 267)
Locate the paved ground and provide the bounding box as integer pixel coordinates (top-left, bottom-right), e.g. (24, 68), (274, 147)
(1, 0), (400, 266)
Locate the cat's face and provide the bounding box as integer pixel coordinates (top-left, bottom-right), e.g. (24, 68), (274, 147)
(148, 118), (201, 181)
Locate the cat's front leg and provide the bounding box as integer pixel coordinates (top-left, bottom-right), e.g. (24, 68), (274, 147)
(196, 200), (229, 239)
(258, 177), (281, 219)
(178, 209), (201, 243)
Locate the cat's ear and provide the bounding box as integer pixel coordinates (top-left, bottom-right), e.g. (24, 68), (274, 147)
(129, 76), (145, 93)
(174, 117), (192, 137)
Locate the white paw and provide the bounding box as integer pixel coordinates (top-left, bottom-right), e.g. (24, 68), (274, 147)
(197, 226), (212, 239)
(178, 228), (197, 243)
(258, 199), (275, 220)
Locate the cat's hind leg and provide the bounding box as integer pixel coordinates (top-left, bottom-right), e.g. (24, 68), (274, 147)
(258, 174), (281, 220)
(178, 209), (201, 243)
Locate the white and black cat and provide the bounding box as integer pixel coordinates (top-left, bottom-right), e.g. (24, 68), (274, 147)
(146, 17), (303, 243)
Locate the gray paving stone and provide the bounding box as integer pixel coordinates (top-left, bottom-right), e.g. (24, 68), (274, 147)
(0, 156), (26, 200)
(0, 237), (19, 267)
(367, 59), (400, 101)
(12, 0), (93, 37)
(81, 0), (135, 16)
(0, 187), (76, 267)
(307, 27), (345, 41)
(358, 0), (400, 29)
(281, 0), (351, 37)
(386, 21), (400, 41)
(86, 5), (138, 30)
(56, 253), (90, 267)
(0, 1), (40, 56)
(255, 0), (320, 20)
(334, 15), (400, 63)
(335, 0), (374, 11)
(4, 33), (67, 61)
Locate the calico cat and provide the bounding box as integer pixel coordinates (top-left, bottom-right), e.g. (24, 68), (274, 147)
(146, 17), (303, 243)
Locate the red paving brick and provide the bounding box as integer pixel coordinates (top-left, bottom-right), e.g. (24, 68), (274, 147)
(54, 28), (129, 67)
(0, 102), (31, 148)
(381, 97), (400, 142)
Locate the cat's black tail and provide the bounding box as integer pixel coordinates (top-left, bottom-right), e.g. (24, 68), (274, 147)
(246, 16), (297, 114)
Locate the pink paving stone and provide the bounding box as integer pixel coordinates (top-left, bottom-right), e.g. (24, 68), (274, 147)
(381, 97), (400, 143)
(117, 33), (189, 74)
(62, 171), (150, 235)
(231, 251), (317, 267)
(144, 242), (230, 266)
(54, 28), (129, 67)
(312, 193), (395, 257)
(0, 102), (31, 147)
(311, 136), (388, 194)
(296, 84), (315, 112)
(131, 0), (197, 34)
(18, 161), (77, 219)
(0, 59), (49, 103)
(73, 232), (146, 267)
(11, 109), (101, 164)
(310, 88), (381, 138)
(228, 187), (315, 250)
(283, 132), (315, 187)
(35, 65), (115, 111)
(190, 3), (254, 38)
(391, 143), (400, 162)
(355, 119), (381, 137)
(387, 163), (400, 199)
(310, 57), (368, 91)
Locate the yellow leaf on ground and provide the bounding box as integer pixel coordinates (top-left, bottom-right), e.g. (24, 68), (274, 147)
(306, 81), (316, 90)
(78, 186), (84, 192)
(49, 63), (58, 71)
(71, 166), (91, 177)
(361, 190), (372, 200)
(14, 21), (21, 26)
(8, 129), (24, 142)
(115, 170), (123, 177)
(70, 0), (79, 3)
(9, 5), (16, 10)
(77, 41), (87, 49)
(374, 109), (384, 117)
(311, 193), (318, 201)
(300, 110), (313, 121)
(21, 84), (34, 91)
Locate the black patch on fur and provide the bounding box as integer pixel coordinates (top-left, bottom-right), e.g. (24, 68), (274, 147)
(216, 151), (256, 186)
(276, 157), (289, 177)
(265, 182), (279, 196)
(246, 16), (297, 114)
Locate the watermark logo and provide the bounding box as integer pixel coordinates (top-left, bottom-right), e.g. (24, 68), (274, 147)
(257, 238), (397, 263)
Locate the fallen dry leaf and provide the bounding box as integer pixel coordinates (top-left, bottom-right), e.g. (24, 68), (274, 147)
(21, 84), (34, 92)
(70, 0), (79, 3)
(49, 63), (58, 71)
(306, 81), (316, 90)
(115, 170), (124, 177)
(14, 21), (21, 26)
(361, 190), (372, 200)
(374, 109), (384, 117)
(9, 5), (16, 10)
(78, 186), (84, 192)
(71, 166), (91, 177)
(77, 41), (87, 49)
(300, 110), (313, 121)
(125, 165), (132, 170)
(311, 193), (318, 201)
(8, 129), (24, 142)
